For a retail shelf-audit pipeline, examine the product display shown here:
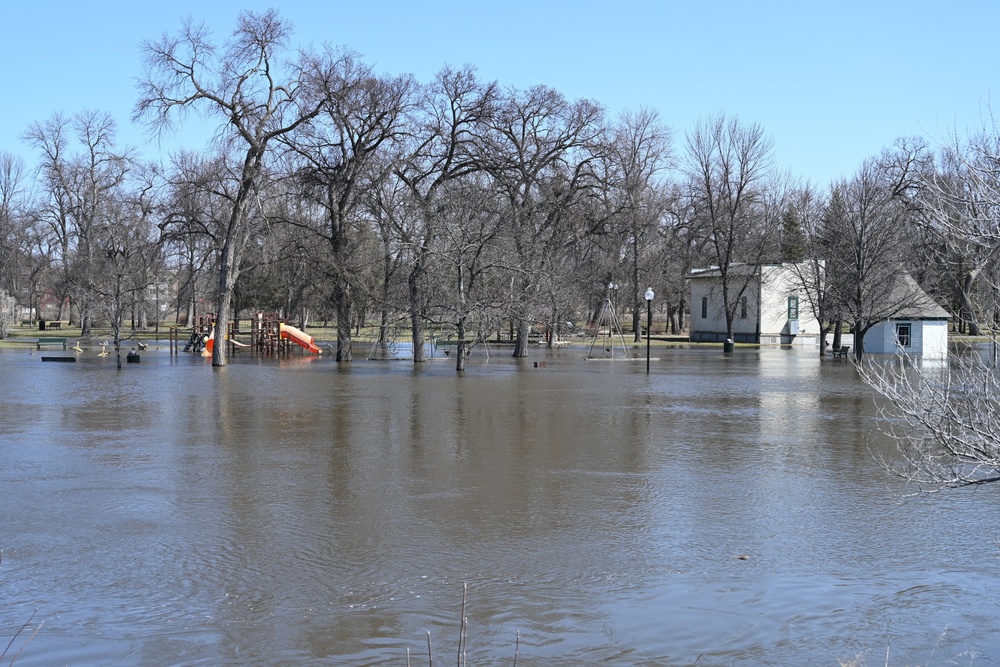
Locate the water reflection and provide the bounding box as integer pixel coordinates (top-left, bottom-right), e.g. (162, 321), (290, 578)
(1, 345), (999, 665)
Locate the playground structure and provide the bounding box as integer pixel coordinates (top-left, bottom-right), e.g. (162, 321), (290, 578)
(586, 292), (632, 359)
(169, 312), (323, 357)
(250, 312), (322, 355)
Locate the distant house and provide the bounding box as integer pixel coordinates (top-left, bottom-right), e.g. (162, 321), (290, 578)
(688, 262), (820, 346)
(860, 273), (950, 358)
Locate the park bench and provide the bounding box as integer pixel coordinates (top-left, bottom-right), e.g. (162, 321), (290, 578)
(37, 337), (67, 350)
(832, 345), (851, 359)
(46, 321), (62, 329)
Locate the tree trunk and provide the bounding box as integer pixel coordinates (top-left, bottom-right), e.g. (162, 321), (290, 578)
(409, 259), (426, 363)
(632, 298), (642, 343)
(456, 316), (467, 372)
(958, 272), (982, 336)
(818, 323), (831, 357)
(378, 276), (390, 345)
(512, 317), (530, 358)
(334, 283), (353, 362)
(211, 261), (236, 367)
(832, 320), (843, 354)
(852, 321), (865, 361)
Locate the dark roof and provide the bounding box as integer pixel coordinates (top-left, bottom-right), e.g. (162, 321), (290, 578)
(891, 273), (950, 320)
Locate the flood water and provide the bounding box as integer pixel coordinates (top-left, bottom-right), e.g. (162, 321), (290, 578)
(1, 343), (999, 665)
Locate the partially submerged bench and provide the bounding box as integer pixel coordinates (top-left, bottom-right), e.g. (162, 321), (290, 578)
(37, 337), (67, 350)
(832, 345), (851, 359)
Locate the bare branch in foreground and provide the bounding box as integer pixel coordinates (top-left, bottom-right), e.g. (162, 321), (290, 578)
(859, 348), (1000, 491)
(1, 610), (42, 665)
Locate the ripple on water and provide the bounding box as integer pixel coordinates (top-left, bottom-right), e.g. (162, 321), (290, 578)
(3, 347), (1000, 665)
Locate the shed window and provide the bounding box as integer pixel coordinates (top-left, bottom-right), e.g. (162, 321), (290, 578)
(740, 297), (748, 319)
(896, 323), (911, 347)
(701, 296), (708, 319)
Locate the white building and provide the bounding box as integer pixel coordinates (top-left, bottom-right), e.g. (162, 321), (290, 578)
(688, 262), (821, 346)
(861, 273), (950, 358)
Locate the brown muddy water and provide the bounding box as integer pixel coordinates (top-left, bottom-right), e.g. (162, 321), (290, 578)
(1, 343), (999, 665)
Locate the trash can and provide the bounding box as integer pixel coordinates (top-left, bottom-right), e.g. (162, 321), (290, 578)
(723, 338), (734, 354)
(39, 319), (46, 331)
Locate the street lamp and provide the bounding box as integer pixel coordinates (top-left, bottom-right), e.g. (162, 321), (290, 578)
(644, 287), (654, 373)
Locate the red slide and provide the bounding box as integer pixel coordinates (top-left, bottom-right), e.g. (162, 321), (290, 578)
(279, 323), (322, 354)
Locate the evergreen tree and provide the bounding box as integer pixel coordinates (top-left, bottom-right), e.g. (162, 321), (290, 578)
(780, 204), (807, 262)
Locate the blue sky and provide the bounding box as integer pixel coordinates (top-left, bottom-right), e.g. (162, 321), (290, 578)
(2, 1), (996, 187)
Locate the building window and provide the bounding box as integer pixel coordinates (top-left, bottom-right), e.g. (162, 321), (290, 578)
(788, 295), (799, 320)
(896, 323), (911, 347)
(701, 296), (708, 319)
(740, 297), (748, 319)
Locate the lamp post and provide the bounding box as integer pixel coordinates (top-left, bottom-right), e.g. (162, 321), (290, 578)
(644, 287), (654, 373)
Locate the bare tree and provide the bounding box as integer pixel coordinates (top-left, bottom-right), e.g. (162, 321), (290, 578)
(287, 48), (414, 361)
(824, 140), (930, 360)
(433, 176), (507, 371)
(365, 175), (410, 349)
(917, 130), (1000, 335)
(0, 152), (29, 300)
(90, 172), (160, 368)
(395, 65), (496, 362)
(783, 184), (837, 355)
(135, 10), (326, 365)
(860, 122), (1000, 492)
(159, 152), (229, 325)
(684, 113), (778, 347)
(605, 108), (673, 342)
(860, 352), (1000, 490)
(24, 111), (132, 335)
(481, 84), (604, 357)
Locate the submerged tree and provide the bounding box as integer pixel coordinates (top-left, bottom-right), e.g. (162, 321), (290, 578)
(604, 107), (673, 342)
(434, 176), (507, 371)
(684, 113), (778, 347)
(135, 9), (327, 366)
(90, 172), (160, 369)
(482, 84), (605, 357)
(395, 65), (496, 362)
(824, 140), (929, 360)
(24, 110), (132, 335)
(783, 184), (837, 356)
(287, 48), (414, 361)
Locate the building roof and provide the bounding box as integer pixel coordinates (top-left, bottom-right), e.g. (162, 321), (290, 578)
(891, 272), (950, 320)
(688, 263), (764, 279)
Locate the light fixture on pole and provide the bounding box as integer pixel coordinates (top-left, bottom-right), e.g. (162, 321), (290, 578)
(644, 287), (654, 373)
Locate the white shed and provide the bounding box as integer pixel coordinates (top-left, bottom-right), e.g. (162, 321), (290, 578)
(862, 274), (950, 358)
